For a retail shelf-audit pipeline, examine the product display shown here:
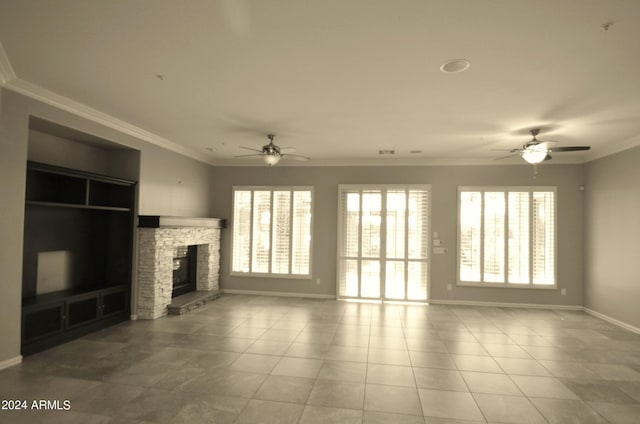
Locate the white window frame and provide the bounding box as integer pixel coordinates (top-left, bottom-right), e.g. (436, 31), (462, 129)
(457, 186), (557, 289)
(336, 184), (431, 302)
(231, 186), (313, 279)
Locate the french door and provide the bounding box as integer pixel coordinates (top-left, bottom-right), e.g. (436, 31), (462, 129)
(337, 185), (430, 302)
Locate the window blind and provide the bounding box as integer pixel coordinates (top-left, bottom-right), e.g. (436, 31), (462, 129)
(458, 187), (556, 287)
(232, 187), (313, 277)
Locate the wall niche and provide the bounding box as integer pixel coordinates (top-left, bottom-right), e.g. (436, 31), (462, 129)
(21, 116), (140, 355)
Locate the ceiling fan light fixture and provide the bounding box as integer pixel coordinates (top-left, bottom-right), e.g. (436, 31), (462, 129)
(263, 154), (281, 166)
(521, 146), (548, 164)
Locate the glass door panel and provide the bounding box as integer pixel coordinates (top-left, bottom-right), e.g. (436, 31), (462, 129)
(338, 186), (430, 302)
(361, 260), (381, 298)
(407, 261), (428, 300)
(385, 260), (405, 299)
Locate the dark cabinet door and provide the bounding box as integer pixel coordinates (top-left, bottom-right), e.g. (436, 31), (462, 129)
(66, 293), (100, 328)
(100, 287), (128, 317)
(22, 302), (65, 343)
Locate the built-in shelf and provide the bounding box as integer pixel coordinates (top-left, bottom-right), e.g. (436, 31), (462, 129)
(26, 161), (134, 209)
(22, 161), (136, 355)
(26, 200), (132, 212)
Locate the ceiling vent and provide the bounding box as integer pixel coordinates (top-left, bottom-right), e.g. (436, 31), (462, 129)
(440, 59), (471, 73)
(378, 150), (395, 155)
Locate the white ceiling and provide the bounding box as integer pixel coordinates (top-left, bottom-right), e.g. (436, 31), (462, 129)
(1, 0), (640, 166)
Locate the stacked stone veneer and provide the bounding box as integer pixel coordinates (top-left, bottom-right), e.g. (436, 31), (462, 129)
(137, 227), (221, 319)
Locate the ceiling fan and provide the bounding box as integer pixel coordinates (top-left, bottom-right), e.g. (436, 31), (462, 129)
(235, 134), (310, 166)
(497, 129), (590, 164)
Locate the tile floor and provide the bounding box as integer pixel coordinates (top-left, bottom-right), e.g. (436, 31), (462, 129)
(1, 294), (640, 423)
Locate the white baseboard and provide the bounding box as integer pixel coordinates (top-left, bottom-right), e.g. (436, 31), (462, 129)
(223, 291), (639, 334)
(222, 292), (583, 309)
(221, 289), (335, 299)
(428, 299), (583, 311)
(0, 355), (22, 371)
(583, 307), (640, 335)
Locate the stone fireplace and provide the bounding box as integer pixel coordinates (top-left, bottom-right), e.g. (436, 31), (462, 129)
(137, 216), (225, 319)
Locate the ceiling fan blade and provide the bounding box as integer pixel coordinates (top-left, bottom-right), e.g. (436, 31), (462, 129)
(494, 154), (518, 160)
(279, 146), (297, 152)
(283, 153), (310, 161)
(234, 153), (264, 158)
(549, 146), (591, 152)
(239, 146), (263, 153)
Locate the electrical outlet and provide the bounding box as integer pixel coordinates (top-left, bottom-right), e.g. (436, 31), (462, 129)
(316, 278), (321, 285)
(447, 283), (453, 291)
(561, 288), (566, 296)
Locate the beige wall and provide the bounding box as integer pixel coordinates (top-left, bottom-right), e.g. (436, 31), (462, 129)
(0, 89), (217, 365)
(211, 163), (585, 306)
(0, 89), (29, 364)
(584, 146), (640, 328)
(138, 144), (214, 217)
(27, 129), (143, 182)
(28, 129), (112, 175)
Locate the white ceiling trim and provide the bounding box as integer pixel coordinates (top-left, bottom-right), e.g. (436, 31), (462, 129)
(585, 134), (640, 163)
(0, 42), (16, 85)
(208, 157), (584, 167)
(3, 77), (211, 164)
(4, 75), (629, 167)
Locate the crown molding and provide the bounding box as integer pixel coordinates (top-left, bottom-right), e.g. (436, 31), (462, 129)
(585, 134), (640, 163)
(0, 42), (16, 85)
(3, 78), (212, 164)
(0, 41), (208, 163)
(206, 156), (587, 167)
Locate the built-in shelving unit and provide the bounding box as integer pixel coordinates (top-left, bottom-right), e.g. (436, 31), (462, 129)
(21, 161), (136, 355)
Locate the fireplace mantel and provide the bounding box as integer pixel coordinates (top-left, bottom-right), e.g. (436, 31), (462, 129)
(138, 215), (226, 229)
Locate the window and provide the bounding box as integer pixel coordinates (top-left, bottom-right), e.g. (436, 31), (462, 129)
(337, 185), (430, 301)
(458, 187), (556, 287)
(232, 187), (313, 277)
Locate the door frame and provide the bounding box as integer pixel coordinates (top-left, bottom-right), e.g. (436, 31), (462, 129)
(336, 184), (431, 303)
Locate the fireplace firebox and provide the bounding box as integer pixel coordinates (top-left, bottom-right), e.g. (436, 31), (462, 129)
(172, 245), (197, 297)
